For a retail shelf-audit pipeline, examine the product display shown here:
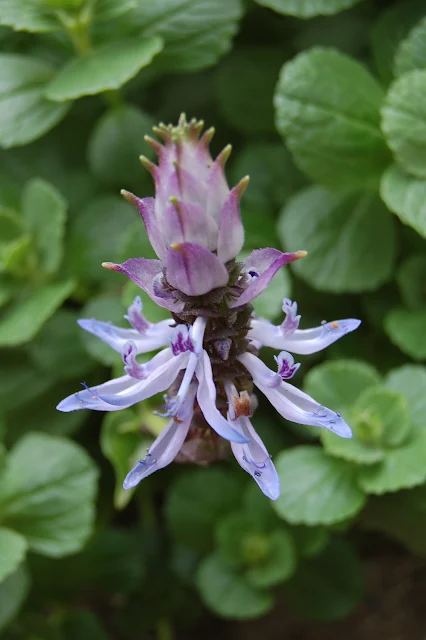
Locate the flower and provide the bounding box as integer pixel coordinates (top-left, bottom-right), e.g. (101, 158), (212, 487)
(57, 115), (360, 500)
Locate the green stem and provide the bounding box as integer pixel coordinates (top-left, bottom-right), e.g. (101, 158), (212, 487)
(156, 619), (174, 640)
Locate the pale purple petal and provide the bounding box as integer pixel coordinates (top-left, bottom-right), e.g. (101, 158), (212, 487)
(196, 351), (249, 443)
(124, 296), (150, 334)
(121, 192), (166, 260)
(230, 249), (307, 309)
(123, 384), (197, 489)
(275, 351), (300, 380)
(249, 318), (361, 355)
(161, 198), (218, 250)
(57, 375), (137, 412)
(239, 352), (352, 438)
(281, 299), (300, 336)
(206, 149), (231, 221)
(166, 243), (229, 296)
(216, 181), (246, 263)
(122, 341), (147, 379)
(102, 258), (183, 312)
(77, 317), (173, 354)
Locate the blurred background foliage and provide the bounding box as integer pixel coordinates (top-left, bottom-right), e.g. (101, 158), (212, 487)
(1, 0), (426, 638)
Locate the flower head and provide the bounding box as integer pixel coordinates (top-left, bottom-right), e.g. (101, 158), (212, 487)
(58, 115), (360, 500)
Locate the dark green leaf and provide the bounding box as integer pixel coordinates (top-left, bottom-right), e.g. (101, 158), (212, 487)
(0, 528), (27, 583)
(0, 565), (30, 633)
(254, 0), (363, 18)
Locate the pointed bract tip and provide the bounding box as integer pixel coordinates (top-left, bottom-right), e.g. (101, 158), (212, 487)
(144, 135), (162, 153)
(201, 127), (215, 145)
(236, 175), (250, 197)
(139, 155), (157, 175)
(102, 261), (119, 271)
(120, 189), (138, 205)
(169, 242), (183, 252)
(217, 144), (232, 166)
(294, 250), (308, 260)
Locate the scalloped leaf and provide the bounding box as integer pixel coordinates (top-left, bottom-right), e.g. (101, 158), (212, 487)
(357, 428), (426, 494)
(385, 364), (426, 428)
(273, 447), (366, 526)
(384, 307), (426, 360)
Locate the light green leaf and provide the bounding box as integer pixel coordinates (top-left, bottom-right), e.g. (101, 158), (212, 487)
(278, 187), (396, 293)
(0, 54), (70, 148)
(245, 530), (296, 589)
(397, 254), (426, 309)
(215, 512), (268, 570)
(0, 565), (30, 633)
(66, 195), (138, 285)
(0, 433), (98, 557)
(80, 295), (126, 366)
(128, 0), (244, 72)
(321, 430), (385, 465)
(22, 178), (67, 274)
(0, 528), (27, 583)
(304, 360), (381, 413)
(357, 428), (426, 494)
(28, 309), (95, 380)
(394, 15), (426, 76)
(354, 386), (411, 447)
(385, 365), (426, 429)
(101, 411), (148, 510)
(93, 0), (137, 22)
(88, 105), (155, 188)
(384, 307), (426, 360)
(45, 37), (163, 102)
(0, 279), (75, 346)
(381, 70), (426, 178)
(216, 47), (288, 135)
(371, 0), (426, 85)
(166, 468), (243, 552)
(0, 278), (14, 307)
(380, 164), (426, 238)
(196, 553), (274, 619)
(274, 48), (389, 190)
(254, 0), (363, 18)
(274, 447), (366, 525)
(362, 486), (426, 557)
(284, 538), (363, 620)
(0, 0), (59, 32)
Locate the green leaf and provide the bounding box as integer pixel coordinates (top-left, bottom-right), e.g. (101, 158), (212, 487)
(88, 105), (155, 188)
(0, 0), (59, 32)
(0, 433), (98, 556)
(60, 610), (112, 640)
(45, 37), (163, 102)
(304, 360), (381, 413)
(215, 512), (268, 570)
(278, 187), (396, 293)
(362, 485), (426, 557)
(196, 553), (273, 619)
(0, 565), (30, 633)
(66, 195), (137, 285)
(166, 468), (243, 552)
(371, 0), (426, 85)
(28, 309), (95, 380)
(274, 48), (389, 190)
(245, 530), (296, 589)
(0, 351), (52, 413)
(254, 0), (363, 18)
(380, 164), (426, 238)
(357, 428), (426, 494)
(321, 431), (386, 466)
(353, 386), (411, 447)
(127, 0), (244, 72)
(384, 307), (426, 360)
(385, 364), (426, 428)
(0, 528), (27, 583)
(291, 525), (329, 559)
(0, 278), (14, 308)
(394, 15), (426, 76)
(0, 54), (70, 148)
(80, 295), (126, 366)
(101, 410), (148, 510)
(0, 279), (75, 346)
(397, 254), (426, 309)
(230, 143), (306, 215)
(21, 178), (67, 275)
(216, 47), (287, 135)
(274, 446), (366, 525)
(381, 70), (426, 179)
(284, 538), (363, 620)
(93, 0), (137, 22)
